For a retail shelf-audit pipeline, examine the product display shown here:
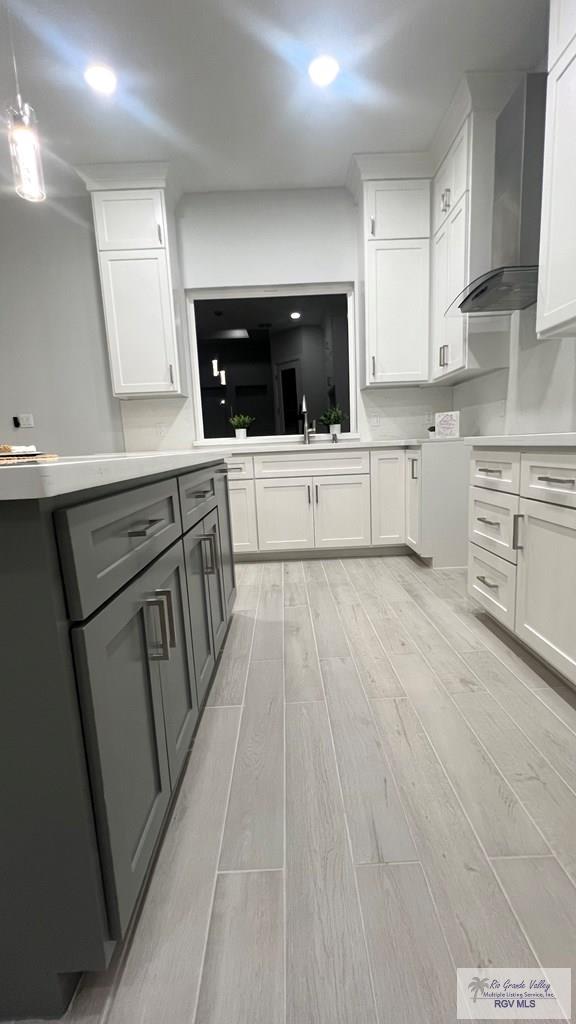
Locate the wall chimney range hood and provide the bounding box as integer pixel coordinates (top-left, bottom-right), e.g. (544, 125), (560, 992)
(449, 74), (547, 317)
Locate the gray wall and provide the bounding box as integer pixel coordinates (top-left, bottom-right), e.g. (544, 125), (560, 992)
(0, 196), (123, 454)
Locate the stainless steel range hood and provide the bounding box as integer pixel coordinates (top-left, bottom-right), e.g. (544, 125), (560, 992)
(449, 73), (547, 317)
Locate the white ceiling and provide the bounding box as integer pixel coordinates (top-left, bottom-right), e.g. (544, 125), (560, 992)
(0, 0), (549, 196)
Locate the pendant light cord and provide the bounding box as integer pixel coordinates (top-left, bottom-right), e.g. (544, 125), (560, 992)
(5, 1), (23, 110)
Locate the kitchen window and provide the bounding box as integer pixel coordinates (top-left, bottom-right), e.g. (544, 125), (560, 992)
(187, 284), (356, 441)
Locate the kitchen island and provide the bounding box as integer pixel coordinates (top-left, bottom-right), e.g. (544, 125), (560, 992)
(0, 452), (234, 1020)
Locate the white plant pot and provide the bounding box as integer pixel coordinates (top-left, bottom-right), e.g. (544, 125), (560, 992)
(235, 428), (247, 439)
(329, 423), (341, 436)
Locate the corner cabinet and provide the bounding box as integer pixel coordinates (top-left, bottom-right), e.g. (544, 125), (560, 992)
(362, 179), (431, 386)
(90, 187), (182, 396)
(537, 22), (576, 337)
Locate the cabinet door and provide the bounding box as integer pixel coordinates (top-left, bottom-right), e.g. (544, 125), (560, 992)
(446, 194), (469, 372)
(99, 249), (180, 395)
(313, 475), (371, 549)
(202, 508), (228, 656)
(366, 239), (429, 384)
(548, 0), (576, 69)
(431, 222), (449, 380)
(93, 189), (166, 250)
(537, 37), (576, 337)
(72, 564), (171, 937)
(229, 479), (258, 552)
(405, 452), (421, 551)
(366, 180), (430, 240)
(183, 528), (216, 706)
(255, 477), (315, 551)
(432, 120), (469, 234)
(153, 546), (199, 787)
(516, 498), (576, 684)
(370, 451), (406, 545)
(215, 472), (236, 613)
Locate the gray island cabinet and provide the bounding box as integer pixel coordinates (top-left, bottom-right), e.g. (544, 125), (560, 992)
(0, 453), (235, 1020)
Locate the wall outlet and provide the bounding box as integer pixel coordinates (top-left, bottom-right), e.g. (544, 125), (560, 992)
(13, 413), (35, 428)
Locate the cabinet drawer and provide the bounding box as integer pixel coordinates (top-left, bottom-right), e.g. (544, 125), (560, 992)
(178, 467), (221, 531)
(470, 449), (520, 494)
(56, 479), (182, 620)
(468, 544), (517, 630)
(225, 455), (254, 479)
(520, 451), (576, 508)
(469, 487), (520, 564)
(254, 449), (370, 478)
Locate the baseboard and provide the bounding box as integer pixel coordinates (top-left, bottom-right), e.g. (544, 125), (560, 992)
(234, 545), (411, 562)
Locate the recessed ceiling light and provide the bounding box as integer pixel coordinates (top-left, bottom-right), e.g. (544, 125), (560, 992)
(84, 64), (117, 96)
(308, 55), (340, 88)
(290, 311), (301, 320)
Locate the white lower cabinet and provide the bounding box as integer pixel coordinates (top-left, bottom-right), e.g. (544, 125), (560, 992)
(516, 498), (576, 685)
(255, 475), (370, 552)
(468, 543), (517, 630)
(313, 475), (371, 549)
(370, 451), (405, 545)
(255, 478), (315, 552)
(228, 480), (258, 553)
(405, 451), (421, 552)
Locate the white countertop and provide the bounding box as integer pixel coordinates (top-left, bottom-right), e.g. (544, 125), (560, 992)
(0, 451), (225, 501)
(464, 433), (576, 448)
(191, 437), (463, 456)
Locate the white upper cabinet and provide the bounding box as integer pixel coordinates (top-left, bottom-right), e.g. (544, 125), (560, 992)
(537, 32), (576, 338)
(99, 249), (180, 396)
(91, 186), (183, 397)
(548, 0), (576, 69)
(430, 112), (509, 382)
(365, 180), (430, 240)
(366, 238), (430, 384)
(93, 190), (167, 250)
(432, 120), (469, 235)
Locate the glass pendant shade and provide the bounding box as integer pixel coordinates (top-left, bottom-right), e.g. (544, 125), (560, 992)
(7, 102), (46, 202)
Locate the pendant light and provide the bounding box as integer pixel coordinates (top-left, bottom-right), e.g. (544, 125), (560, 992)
(5, 4), (46, 202)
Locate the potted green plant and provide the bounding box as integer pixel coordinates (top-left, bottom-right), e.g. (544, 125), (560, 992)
(319, 405), (345, 437)
(229, 413), (255, 439)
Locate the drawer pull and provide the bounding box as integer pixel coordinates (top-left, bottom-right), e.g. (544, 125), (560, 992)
(127, 517), (164, 537)
(193, 490), (212, 499)
(476, 574), (499, 590)
(144, 597), (170, 661)
(537, 475), (575, 485)
(477, 468), (502, 476)
(227, 465), (243, 472)
(155, 588), (177, 648)
(477, 517), (500, 527)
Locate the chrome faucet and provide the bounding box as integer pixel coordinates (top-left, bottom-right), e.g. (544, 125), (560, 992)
(301, 394), (316, 444)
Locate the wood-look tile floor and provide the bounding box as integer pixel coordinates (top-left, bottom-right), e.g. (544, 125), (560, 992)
(27, 556), (576, 1024)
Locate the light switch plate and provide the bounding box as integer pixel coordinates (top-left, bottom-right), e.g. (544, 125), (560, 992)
(18, 413), (35, 428)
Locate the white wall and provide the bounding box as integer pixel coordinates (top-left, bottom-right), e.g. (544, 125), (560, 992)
(179, 188), (358, 289)
(0, 196), (124, 454)
(454, 308), (576, 436)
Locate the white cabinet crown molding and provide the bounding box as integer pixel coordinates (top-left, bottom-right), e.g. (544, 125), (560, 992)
(76, 162), (170, 191)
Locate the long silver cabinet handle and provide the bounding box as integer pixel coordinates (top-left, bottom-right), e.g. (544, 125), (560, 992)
(537, 475), (575, 485)
(477, 468), (502, 475)
(512, 513), (523, 551)
(144, 597), (170, 661)
(315, 484), (319, 504)
(372, 355), (376, 378)
(128, 517), (164, 537)
(196, 533), (216, 575)
(477, 517), (500, 527)
(307, 485), (311, 505)
(157, 223), (163, 244)
(155, 588), (177, 648)
(476, 575), (499, 590)
(370, 216), (376, 237)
